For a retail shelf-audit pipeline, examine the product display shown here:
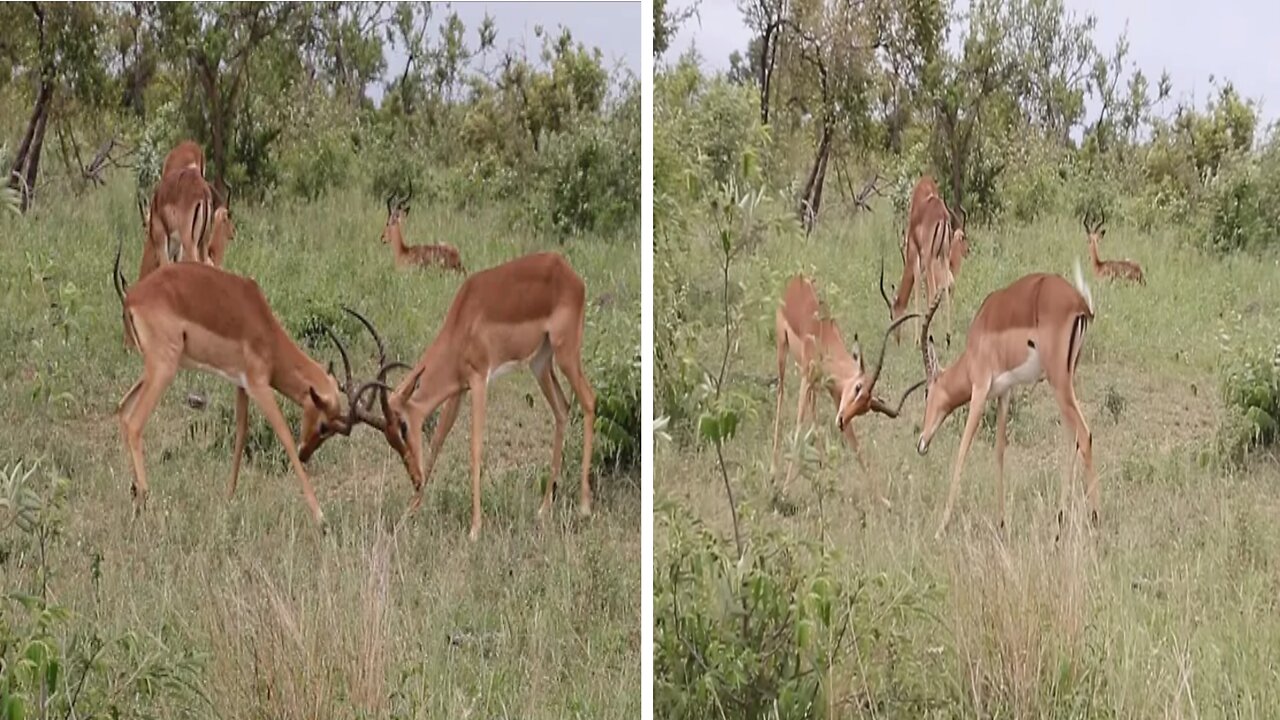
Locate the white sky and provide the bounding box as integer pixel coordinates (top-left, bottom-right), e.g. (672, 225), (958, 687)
(375, 1), (640, 101)
(664, 0), (1279, 124)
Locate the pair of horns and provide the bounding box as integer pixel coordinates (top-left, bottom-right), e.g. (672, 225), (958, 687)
(1083, 208), (1107, 234)
(386, 179), (415, 215)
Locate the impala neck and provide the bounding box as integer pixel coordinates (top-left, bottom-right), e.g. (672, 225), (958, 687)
(398, 336), (467, 417)
(270, 332), (328, 407)
(388, 219), (408, 254)
(892, 262), (915, 320)
(934, 353), (974, 415)
(1088, 237), (1103, 269)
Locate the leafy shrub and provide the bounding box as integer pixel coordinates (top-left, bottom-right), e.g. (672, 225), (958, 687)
(1, 460), (207, 718)
(592, 346), (641, 473)
(1220, 343), (1280, 459)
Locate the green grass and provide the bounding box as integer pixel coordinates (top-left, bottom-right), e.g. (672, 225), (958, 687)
(656, 201), (1280, 717)
(0, 179), (639, 717)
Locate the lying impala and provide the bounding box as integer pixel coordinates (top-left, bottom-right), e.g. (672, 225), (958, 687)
(112, 244), (353, 528)
(382, 184), (465, 273)
(915, 262), (1100, 538)
(303, 252), (594, 540)
(771, 275), (923, 499)
(1084, 210), (1144, 284)
(884, 176), (968, 345)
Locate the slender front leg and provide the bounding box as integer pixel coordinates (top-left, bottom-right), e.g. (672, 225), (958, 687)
(534, 368), (569, 518)
(770, 334), (788, 476)
(119, 363), (176, 516)
(467, 377), (488, 541)
(228, 387), (249, 499)
(410, 394), (462, 512)
(995, 394), (1009, 533)
(935, 383), (989, 539)
(785, 376), (812, 488)
(246, 383), (325, 529)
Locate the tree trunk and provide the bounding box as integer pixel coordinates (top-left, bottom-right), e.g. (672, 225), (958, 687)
(9, 80), (54, 212)
(798, 125), (832, 232)
(22, 99), (50, 210)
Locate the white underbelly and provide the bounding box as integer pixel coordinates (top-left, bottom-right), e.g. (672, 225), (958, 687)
(182, 358), (247, 388)
(487, 360), (522, 384)
(990, 346), (1043, 397)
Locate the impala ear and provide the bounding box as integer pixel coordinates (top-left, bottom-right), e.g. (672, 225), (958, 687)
(309, 386), (331, 413)
(850, 335), (862, 367)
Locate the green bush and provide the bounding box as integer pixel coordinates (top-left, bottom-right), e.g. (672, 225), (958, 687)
(1220, 344), (1280, 459)
(592, 346), (641, 473)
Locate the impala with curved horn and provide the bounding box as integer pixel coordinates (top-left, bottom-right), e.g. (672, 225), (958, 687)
(1083, 209), (1144, 285)
(381, 181), (465, 273)
(301, 252), (594, 541)
(915, 261), (1099, 538)
(112, 243), (351, 528)
(771, 276), (924, 500)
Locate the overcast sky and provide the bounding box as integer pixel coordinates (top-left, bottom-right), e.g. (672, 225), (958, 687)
(664, 0), (1279, 124)
(376, 1), (640, 101)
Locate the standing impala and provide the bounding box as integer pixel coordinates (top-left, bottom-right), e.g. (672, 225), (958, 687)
(161, 140), (205, 179)
(141, 166), (214, 277)
(381, 184), (465, 273)
(884, 175), (967, 345)
(112, 245), (352, 528)
(771, 276), (923, 499)
(915, 262), (1100, 538)
(304, 252), (594, 541)
(1083, 210), (1144, 284)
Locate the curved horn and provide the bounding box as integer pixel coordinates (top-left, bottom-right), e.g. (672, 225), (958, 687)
(1097, 208), (1106, 231)
(113, 236), (127, 305)
(402, 178), (414, 210)
(322, 325), (354, 395)
(878, 253), (893, 313)
(342, 306), (388, 365)
(864, 310), (923, 392)
(919, 289), (945, 377)
(869, 379), (927, 418)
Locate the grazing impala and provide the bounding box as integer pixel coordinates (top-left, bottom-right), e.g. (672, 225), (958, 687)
(915, 262), (1099, 538)
(770, 275), (924, 498)
(304, 252), (593, 541)
(112, 245), (351, 528)
(884, 176), (967, 345)
(381, 184), (465, 273)
(161, 140), (205, 179)
(141, 166), (214, 277)
(1084, 210), (1144, 284)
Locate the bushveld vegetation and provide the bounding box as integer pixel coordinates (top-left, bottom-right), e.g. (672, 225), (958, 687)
(654, 0), (1280, 716)
(1, 3), (638, 717)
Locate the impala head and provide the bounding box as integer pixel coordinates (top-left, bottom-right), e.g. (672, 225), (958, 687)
(835, 312), (922, 430)
(1083, 208), (1106, 245)
(916, 292), (953, 455)
(207, 207), (234, 268)
(298, 337), (349, 457)
(381, 181), (414, 243)
(948, 205), (968, 253)
(298, 308), (404, 462)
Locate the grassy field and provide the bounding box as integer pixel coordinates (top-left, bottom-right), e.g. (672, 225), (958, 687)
(656, 201), (1280, 716)
(0, 179), (639, 717)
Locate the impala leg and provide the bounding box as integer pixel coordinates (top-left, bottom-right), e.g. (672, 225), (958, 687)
(770, 331), (788, 477)
(1053, 383), (1099, 526)
(467, 376), (488, 541)
(533, 366), (569, 518)
(118, 360), (177, 517)
(554, 342), (596, 518)
(995, 394), (1009, 534)
(945, 286), (954, 348)
(228, 388), (248, 499)
(412, 394), (462, 513)
(936, 384), (989, 540)
(785, 376), (812, 488)
(246, 383), (325, 529)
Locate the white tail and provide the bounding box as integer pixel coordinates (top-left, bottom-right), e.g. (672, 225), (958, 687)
(1073, 258), (1094, 315)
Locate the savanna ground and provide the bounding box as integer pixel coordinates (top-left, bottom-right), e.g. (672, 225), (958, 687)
(655, 200), (1280, 716)
(0, 179), (640, 718)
